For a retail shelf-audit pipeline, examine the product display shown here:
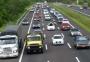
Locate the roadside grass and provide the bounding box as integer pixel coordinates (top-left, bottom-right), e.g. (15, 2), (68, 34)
(0, 3), (34, 32)
(0, 0), (36, 31)
(49, 3), (90, 32)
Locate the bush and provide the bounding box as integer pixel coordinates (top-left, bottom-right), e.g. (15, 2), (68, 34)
(0, 0), (36, 27)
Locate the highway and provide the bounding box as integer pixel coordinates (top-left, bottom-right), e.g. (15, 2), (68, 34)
(0, 3), (90, 62)
(66, 4), (90, 16)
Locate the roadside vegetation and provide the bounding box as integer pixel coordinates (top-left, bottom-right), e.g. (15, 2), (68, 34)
(47, 0), (90, 6)
(0, 0), (41, 28)
(49, 3), (90, 32)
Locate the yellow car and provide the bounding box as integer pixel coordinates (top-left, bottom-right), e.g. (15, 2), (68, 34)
(25, 33), (44, 54)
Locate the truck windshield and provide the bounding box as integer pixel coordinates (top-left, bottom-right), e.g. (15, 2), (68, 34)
(28, 36), (41, 41)
(0, 37), (16, 45)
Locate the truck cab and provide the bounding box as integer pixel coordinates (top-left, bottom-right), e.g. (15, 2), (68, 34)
(0, 25), (21, 58)
(26, 33), (44, 54)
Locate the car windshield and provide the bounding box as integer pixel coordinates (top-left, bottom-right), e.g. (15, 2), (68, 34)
(62, 23), (69, 26)
(58, 15), (62, 17)
(0, 37), (16, 45)
(54, 36), (62, 39)
(49, 23), (53, 26)
(27, 36), (41, 41)
(77, 37), (88, 42)
(71, 29), (79, 31)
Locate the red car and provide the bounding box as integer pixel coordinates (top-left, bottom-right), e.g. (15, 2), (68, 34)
(61, 22), (71, 30)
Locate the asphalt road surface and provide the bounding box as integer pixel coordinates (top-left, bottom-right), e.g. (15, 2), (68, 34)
(65, 4), (90, 16)
(0, 3), (90, 62)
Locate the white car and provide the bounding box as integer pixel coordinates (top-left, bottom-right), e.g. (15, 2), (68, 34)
(70, 28), (82, 36)
(47, 22), (55, 30)
(45, 15), (51, 21)
(50, 9), (55, 14)
(52, 33), (64, 45)
(22, 21), (29, 25)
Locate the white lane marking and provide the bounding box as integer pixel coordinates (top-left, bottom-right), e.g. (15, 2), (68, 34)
(19, 8), (36, 62)
(19, 44), (25, 62)
(67, 43), (72, 48)
(43, 27), (45, 31)
(44, 34), (46, 38)
(61, 33), (64, 38)
(54, 22), (57, 24)
(47, 60), (50, 62)
(27, 11), (35, 34)
(45, 44), (48, 50)
(57, 27), (60, 30)
(75, 57), (80, 62)
(68, 23), (75, 28)
(18, 11), (29, 26)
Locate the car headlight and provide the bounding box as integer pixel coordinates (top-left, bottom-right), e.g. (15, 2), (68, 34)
(39, 46), (42, 48)
(27, 46), (30, 49)
(0, 51), (3, 54)
(13, 45), (18, 53)
(13, 50), (18, 53)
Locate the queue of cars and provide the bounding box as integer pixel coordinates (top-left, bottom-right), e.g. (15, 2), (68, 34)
(0, 2), (90, 59)
(48, 6), (90, 49)
(25, 3), (45, 54)
(43, 9), (51, 21)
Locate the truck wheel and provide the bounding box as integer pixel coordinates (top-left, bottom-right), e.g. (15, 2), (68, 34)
(41, 49), (43, 53)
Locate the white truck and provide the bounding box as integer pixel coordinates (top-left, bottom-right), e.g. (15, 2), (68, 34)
(0, 25), (21, 58)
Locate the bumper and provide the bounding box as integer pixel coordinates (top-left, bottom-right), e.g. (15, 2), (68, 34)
(26, 47), (43, 52)
(0, 53), (18, 58)
(45, 19), (51, 21)
(47, 28), (55, 31)
(61, 27), (70, 30)
(75, 44), (90, 48)
(53, 42), (64, 45)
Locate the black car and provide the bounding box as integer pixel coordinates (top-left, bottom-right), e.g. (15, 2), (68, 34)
(73, 35), (90, 48)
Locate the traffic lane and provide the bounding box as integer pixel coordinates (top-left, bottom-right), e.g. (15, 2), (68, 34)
(0, 8), (34, 62)
(63, 31), (90, 62)
(43, 18), (76, 62)
(22, 26), (47, 62)
(60, 15), (90, 62)
(20, 12), (49, 62)
(69, 6), (90, 16)
(18, 11), (34, 38)
(49, 9), (90, 62)
(21, 51), (47, 62)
